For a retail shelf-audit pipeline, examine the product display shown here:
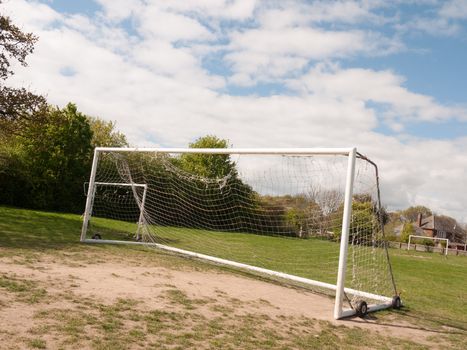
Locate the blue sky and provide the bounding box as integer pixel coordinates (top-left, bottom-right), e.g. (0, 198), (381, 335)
(3, 0), (467, 221)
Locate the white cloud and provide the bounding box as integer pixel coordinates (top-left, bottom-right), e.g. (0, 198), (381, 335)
(287, 64), (467, 125)
(144, 0), (258, 21)
(225, 27), (402, 84)
(135, 6), (214, 42)
(1, 0), (60, 29)
(440, 0), (467, 19)
(94, 0), (143, 22)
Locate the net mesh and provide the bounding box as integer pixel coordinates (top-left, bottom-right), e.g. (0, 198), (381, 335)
(85, 150), (396, 308)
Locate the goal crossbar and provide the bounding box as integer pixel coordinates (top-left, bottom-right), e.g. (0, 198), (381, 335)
(93, 182), (147, 188)
(93, 147), (355, 155)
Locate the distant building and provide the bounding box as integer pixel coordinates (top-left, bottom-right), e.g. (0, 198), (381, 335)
(416, 213), (464, 244)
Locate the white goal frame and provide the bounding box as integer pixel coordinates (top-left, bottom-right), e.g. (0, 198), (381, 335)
(80, 147), (394, 319)
(85, 181), (148, 240)
(408, 235), (449, 256)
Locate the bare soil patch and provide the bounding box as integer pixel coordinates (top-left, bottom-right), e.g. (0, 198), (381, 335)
(1, 248), (456, 350)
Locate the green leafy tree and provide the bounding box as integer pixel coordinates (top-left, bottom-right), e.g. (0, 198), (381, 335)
(285, 208), (306, 234)
(178, 135), (235, 178)
(266, 195), (322, 237)
(400, 223), (415, 243)
(331, 196), (379, 243)
(88, 117), (128, 148)
(0, 136), (30, 206)
(401, 206), (432, 222)
(163, 135), (261, 233)
(0, 7), (49, 207)
(0, 8), (47, 134)
(19, 103), (93, 210)
(435, 215), (466, 241)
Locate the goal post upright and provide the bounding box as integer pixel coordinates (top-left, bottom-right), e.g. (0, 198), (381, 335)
(81, 148), (100, 242)
(334, 147), (357, 319)
(136, 184), (148, 240)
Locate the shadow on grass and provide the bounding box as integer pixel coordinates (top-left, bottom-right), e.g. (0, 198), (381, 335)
(0, 206), (83, 251)
(392, 308), (467, 332)
(0, 206), (180, 251)
(344, 306), (467, 335)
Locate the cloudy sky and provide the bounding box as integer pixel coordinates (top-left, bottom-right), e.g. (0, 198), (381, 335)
(2, 0), (467, 222)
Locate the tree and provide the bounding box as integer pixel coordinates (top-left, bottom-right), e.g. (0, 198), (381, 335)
(88, 117), (128, 148)
(178, 135), (235, 178)
(401, 206), (432, 222)
(354, 193), (389, 225)
(0, 134), (30, 206)
(400, 223), (414, 243)
(18, 103), (92, 211)
(0, 9), (47, 134)
(330, 195), (381, 243)
(435, 214), (466, 243)
(0, 12), (36, 79)
(262, 194), (322, 238)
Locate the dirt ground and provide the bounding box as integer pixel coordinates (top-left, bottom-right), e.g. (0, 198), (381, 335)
(0, 248), (462, 349)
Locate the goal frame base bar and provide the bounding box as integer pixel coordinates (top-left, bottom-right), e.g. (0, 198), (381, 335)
(82, 238), (393, 319)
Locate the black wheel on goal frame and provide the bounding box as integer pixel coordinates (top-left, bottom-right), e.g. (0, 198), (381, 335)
(355, 300), (368, 317)
(92, 233), (102, 240)
(392, 295), (402, 309)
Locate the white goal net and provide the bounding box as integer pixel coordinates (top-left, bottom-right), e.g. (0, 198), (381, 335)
(81, 147), (398, 319)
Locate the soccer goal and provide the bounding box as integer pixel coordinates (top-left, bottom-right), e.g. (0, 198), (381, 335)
(408, 235), (449, 256)
(80, 147), (400, 319)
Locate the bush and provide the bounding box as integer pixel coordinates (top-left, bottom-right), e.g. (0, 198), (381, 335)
(400, 223), (414, 243)
(422, 238), (435, 247)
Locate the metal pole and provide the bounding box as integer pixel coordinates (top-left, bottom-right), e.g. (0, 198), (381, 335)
(80, 149), (100, 241)
(334, 148), (356, 320)
(93, 147), (354, 155)
(357, 152), (397, 296)
(136, 185), (148, 240)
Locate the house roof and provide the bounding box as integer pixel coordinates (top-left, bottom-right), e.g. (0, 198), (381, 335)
(419, 215), (435, 230)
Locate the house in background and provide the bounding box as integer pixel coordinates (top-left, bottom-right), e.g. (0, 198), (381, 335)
(415, 213), (465, 247)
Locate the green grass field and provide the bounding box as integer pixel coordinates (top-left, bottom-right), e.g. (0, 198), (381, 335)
(90, 216), (342, 286)
(89, 214), (467, 329)
(0, 207), (467, 349)
(1, 205), (466, 331)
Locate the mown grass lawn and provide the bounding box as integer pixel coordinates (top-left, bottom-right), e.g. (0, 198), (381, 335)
(90, 216), (342, 286)
(1, 205), (466, 331)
